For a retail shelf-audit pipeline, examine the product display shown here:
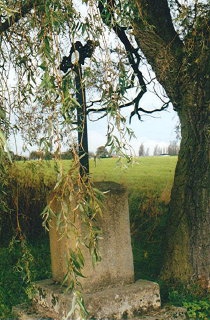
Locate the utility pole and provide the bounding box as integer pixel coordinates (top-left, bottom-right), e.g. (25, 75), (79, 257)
(60, 40), (96, 177)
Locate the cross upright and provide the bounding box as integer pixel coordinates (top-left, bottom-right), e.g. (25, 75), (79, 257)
(60, 40), (96, 177)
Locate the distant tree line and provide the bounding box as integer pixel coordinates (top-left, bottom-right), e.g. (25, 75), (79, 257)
(9, 151), (27, 161)
(11, 141), (179, 161)
(11, 145), (112, 161)
(139, 141), (180, 157)
(29, 148), (77, 160)
(95, 146), (111, 158)
(8, 148), (76, 161)
(28, 146), (113, 160)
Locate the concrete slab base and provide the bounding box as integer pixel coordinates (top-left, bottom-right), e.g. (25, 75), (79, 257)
(21, 278), (160, 319)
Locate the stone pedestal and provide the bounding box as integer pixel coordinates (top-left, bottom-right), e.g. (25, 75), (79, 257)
(31, 278), (161, 319)
(13, 181), (162, 319)
(49, 181), (134, 292)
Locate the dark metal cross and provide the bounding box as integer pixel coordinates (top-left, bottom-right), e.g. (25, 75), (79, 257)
(60, 40), (96, 177)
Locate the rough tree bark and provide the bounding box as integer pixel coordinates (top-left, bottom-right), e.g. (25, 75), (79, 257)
(133, 0), (210, 289)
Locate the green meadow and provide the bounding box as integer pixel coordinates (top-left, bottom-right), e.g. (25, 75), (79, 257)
(89, 156), (176, 194)
(21, 155), (177, 194)
(13, 155), (177, 198)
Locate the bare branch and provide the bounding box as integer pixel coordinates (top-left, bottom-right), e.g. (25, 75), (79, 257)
(87, 99), (103, 109)
(87, 96), (170, 122)
(88, 112), (107, 122)
(174, 0), (182, 13)
(98, 0), (149, 121)
(133, 101), (170, 116)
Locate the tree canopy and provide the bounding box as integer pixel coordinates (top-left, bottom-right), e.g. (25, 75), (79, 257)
(0, 0), (209, 289)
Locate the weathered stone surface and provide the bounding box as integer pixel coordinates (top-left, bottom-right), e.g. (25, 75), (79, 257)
(14, 302), (187, 320)
(49, 181), (134, 292)
(130, 306), (187, 319)
(85, 281), (161, 319)
(30, 278), (161, 319)
(13, 303), (53, 319)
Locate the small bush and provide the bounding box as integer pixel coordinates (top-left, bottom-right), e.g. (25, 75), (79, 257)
(161, 282), (210, 320)
(183, 300), (210, 319)
(0, 161), (56, 244)
(129, 191), (169, 280)
(0, 237), (51, 318)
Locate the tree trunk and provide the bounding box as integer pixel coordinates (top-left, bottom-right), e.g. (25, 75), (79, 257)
(161, 101), (210, 289)
(133, 0), (210, 290)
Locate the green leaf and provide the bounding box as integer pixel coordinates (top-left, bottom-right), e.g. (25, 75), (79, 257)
(39, 63), (47, 71)
(43, 36), (51, 59)
(72, 268), (85, 278)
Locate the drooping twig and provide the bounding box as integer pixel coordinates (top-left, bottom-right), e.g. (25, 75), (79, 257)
(0, 0), (40, 33)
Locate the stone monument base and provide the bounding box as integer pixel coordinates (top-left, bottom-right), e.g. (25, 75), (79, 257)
(14, 278), (161, 319)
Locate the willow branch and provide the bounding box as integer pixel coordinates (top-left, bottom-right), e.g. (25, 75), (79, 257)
(0, 0), (40, 33)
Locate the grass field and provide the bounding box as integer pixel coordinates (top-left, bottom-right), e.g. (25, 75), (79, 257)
(14, 155), (177, 195)
(90, 156), (177, 194)
(29, 155), (177, 194)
